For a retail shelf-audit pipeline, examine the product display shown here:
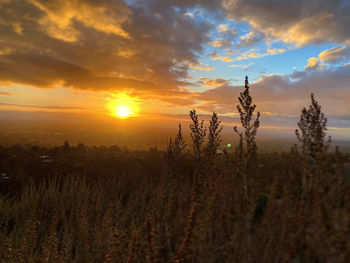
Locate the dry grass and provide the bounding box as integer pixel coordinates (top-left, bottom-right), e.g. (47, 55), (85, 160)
(0, 78), (348, 263)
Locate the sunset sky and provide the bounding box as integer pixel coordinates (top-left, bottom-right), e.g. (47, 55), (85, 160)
(0, 0), (349, 142)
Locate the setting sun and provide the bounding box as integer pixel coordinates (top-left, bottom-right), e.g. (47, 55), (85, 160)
(1, 1), (349, 261)
(107, 93), (140, 119)
(115, 104), (133, 118)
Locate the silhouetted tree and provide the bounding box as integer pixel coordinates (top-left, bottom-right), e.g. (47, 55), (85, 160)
(234, 76), (260, 164)
(295, 93), (332, 195)
(296, 93), (330, 160)
(189, 109), (206, 163)
(172, 124), (187, 156)
(205, 112), (223, 160)
(233, 76), (260, 261)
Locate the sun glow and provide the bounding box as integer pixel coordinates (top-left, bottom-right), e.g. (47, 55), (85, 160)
(107, 94), (139, 119)
(115, 104), (133, 118)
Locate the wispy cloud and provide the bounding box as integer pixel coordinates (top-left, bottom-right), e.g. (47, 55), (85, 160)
(190, 62), (215, 71)
(0, 102), (84, 110)
(209, 39), (233, 47)
(235, 48), (286, 60)
(229, 63), (255, 70)
(209, 52), (233, 62)
(237, 31), (262, 47)
(319, 46), (350, 63)
(0, 91), (13, 96)
(217, 24), (237, 35)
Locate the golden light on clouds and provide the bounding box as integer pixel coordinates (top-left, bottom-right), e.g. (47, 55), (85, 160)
(30, 0), (130, 42)
(0, 0), (349, 131)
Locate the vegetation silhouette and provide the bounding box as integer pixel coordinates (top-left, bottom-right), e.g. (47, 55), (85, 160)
(0, 77), (348, 262)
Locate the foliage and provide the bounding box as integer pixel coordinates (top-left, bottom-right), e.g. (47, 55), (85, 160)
(296, 93), (330, 159)
(0, 78), (349, 263)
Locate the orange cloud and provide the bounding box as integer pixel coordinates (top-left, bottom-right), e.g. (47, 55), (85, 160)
(267, 48), (286, 55)
(198, 77), (228, 88)
(305, 57), (319, 70)
(319, 46), (350, 63)
(30, 0), (130, 42)
(190, 62), (215, 71)
(0, 0), (213, 99)
(0, 102), (84, 111)
(209, 52), (233, 62)
(209, 39), (233, 47)
(0, 91), (13, 96)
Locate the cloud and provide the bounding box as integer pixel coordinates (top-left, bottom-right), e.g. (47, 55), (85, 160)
(0, 91), (13, 96)
(209, 52), (233, 62)
(198, 77), (228, 88)
(302, 46), (350, 72)
(225, 49), (238, 56)
(1, 0), (349, 119)
(0, 102), (84, 110)
(0, 53), (157, 92)
(305, 57), (320, 70)
(235, 48), (285, 61)
(30, 0), (130, 41)
(209, 39), (233, 47)
(241, 63), (254, 71)
(0, 0), (214, 95)
(267, 48), (286, 55)
(190, 62), (215, 71)
(196, 64), (350, 116)
(217, 24), (237, 35)
(237, 31), (262, 47)
(319, 46), (350, 63)
(303, 46), (350, 72)
(229, 63), (255, 70)
(236, 49), (262, 60)
(223, 0), (350, 46)
(0, 47), (13, 56)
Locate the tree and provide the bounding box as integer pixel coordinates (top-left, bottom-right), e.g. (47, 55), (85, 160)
(234, 76), (260, 164)
(172, 123), (187, 156)
(189, 109), (207, 162)
(205, 112), (223, 160)
(295, 93), (330, 160)
(233, 76), (260, 261)
(166, 123), (187, 173)
(295, 93), (331, 194)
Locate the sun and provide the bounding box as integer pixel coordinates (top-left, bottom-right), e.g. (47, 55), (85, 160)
(115, 104), (133, 118)
(107, 94), (139, 119)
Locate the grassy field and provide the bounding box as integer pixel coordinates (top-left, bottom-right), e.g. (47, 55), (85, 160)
(0, 83), (348, 263)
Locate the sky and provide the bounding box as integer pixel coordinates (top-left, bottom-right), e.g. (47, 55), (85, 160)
(0, 0), (350, 143)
